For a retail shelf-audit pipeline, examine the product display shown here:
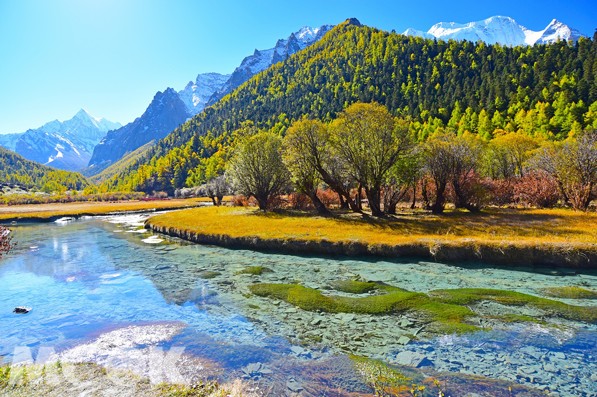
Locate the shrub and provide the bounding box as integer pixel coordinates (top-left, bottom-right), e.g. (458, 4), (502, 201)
(512, 171), (561, 208)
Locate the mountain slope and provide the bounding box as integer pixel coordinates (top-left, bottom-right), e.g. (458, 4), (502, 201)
(207, 24), (334, 105)
(103, 19), (597, 194)
(0, 146), (88, 191)
(87, 88), (190, 175)
(403, 16), (585, 46)
(0, 110), (120, 172)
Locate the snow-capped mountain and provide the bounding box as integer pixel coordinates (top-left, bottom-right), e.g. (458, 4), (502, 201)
(0, 109), (120, 171)
(178, 72), (231, 116)
(403, 16), (585, 46)
(207, 24), (334, 105)
(87, 88), (190, 174)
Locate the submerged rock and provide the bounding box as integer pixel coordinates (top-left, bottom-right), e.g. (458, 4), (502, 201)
(394, 351), (433, 368)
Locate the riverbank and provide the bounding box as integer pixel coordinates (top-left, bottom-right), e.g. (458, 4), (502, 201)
(146, 206), (597, 269)
(0, 199), (207, 223)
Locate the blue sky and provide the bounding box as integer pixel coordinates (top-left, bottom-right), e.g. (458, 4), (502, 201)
(0, 0), (595, 134)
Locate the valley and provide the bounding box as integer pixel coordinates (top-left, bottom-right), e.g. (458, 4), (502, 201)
(1, 7), (596, 397)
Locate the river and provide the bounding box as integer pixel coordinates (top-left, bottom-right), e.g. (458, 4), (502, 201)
(1, 214), (596, 396)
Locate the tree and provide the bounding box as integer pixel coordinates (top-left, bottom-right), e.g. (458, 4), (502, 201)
(449, 132), (486, 212)
(331, 102), (410, 216)
(423, 132), (485, 214)
(536, 130), (597, 210)
(199, 175), (230, 206)
(382, 149), (421, 214)
(227, 131), (290, 211)
(282, 119), (330, 215)
(422, 132), (454, 214)
(485, 132), (539, 179)
(0, 226), (13, 259)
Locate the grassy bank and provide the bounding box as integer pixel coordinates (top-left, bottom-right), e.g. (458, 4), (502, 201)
(0, 199), (207, 223)
(146, 206), (597, 268)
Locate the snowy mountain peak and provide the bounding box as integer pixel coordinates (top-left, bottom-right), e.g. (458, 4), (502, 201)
(177, 72), (230, 116)
(404, 16), (586, 46)
(74, 108), (92, 120)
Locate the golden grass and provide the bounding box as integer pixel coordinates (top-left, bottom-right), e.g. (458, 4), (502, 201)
(0, 198), (206, 222)
(146, 206), (597, 247)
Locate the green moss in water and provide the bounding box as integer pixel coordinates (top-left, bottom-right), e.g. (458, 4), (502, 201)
(235, 266), (272, 276)
(429, 288), (597, 323)
(330, 280), (379, 294)
(198, 271), (221, 279)
(249, 283), (478, 334)
(542, 286), (597, 299)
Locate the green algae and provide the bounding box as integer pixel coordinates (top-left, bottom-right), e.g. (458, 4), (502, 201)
(429, 288), (597, 323)
(250, 283), (597, 335)
(330, 279), (379, 294)
(542, 286), (597, 299)
(249, 283), (477, 334)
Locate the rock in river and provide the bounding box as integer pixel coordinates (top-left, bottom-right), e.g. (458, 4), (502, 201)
(394, 351), (433, 368)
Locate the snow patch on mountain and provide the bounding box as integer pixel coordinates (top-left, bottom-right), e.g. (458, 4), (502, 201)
(178, 72), (230, 115)
(207, 24), (334, 105)
(403, 16), (585, 46)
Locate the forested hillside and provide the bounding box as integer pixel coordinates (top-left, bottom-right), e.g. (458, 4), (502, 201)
(0, 147), (88, 192)
(103, 19), (597, 194)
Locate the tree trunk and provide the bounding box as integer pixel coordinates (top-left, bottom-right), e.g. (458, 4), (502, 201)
(316, 167), (360, 213)
(365, 187), (384, 217)
(356, 183), (363, 211)
(431, 183), (446, 214)
(216, 195), (223, 206)
(255, 195), (268, 211)
(338, 193), (348, 209)
(210, 195), (217, 206)
(411, 183), (417, 209)
(307, 191), (330, 215)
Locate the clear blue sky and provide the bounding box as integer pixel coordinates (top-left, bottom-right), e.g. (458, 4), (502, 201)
(0, 0), (595, 134)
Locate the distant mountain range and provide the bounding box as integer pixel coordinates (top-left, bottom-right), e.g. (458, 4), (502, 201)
(403, 16), (585, 46)
(0, 109), (120, 171)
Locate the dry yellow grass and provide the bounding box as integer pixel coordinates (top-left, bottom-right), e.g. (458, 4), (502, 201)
(0, 199), (205, 222)
(147, 206), (597, 247)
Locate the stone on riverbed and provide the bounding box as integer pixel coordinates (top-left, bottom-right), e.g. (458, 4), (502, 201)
(394, 351), (433, 368)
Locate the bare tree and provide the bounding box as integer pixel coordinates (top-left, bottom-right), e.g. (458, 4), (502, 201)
(199, 175), (230, 206)
(534, 130), (597, 210)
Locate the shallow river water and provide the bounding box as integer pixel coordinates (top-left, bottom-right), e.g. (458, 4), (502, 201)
(1, 214), (596, 396)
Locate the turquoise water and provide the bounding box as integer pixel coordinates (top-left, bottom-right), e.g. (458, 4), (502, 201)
(1, 215), (596, 396)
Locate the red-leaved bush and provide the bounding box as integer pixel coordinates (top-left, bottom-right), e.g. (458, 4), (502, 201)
(512, 171), (561, 208)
